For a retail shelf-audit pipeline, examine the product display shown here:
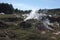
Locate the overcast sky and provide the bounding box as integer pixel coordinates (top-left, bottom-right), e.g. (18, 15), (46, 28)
(0, 0), (60, 10)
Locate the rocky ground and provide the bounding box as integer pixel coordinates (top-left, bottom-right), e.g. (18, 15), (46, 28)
(0, 14), (60, 40)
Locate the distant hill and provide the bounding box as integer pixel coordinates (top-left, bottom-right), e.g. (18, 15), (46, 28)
(47, 8), (60, 15)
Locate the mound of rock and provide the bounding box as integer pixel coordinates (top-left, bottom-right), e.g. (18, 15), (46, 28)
(18, 21), (32, 29)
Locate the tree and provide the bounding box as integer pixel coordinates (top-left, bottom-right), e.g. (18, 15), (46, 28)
(0, 3), (14, 14)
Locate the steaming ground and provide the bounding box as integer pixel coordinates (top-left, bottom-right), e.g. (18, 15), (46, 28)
(24, 10), (38, 21)
(24, 10), (54, 31)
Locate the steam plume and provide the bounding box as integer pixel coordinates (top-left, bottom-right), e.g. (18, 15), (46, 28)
(24, 10), (54, 31)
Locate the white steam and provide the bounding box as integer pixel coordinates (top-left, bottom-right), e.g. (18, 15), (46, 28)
(24, 10), (54, 31)
(24, 10), (39, 21)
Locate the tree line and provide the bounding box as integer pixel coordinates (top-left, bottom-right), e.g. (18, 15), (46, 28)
(38, 8), (60, 15)
(0, 3), (32, 14)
